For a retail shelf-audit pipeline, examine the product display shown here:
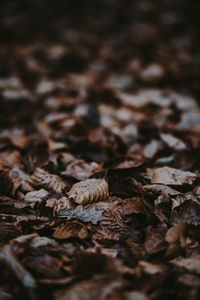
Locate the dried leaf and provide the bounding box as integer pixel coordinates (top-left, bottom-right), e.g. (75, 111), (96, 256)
(54, 274), (124, 300)
(165, 224), (187, 244)
(149, 167), (196, 185)
(144, 184), (180, 196)
(30, 168), (66, 193)
(54, 222), (88, 239)
(144, 225), (167, 254)
(58, 204), (105, 225)
(62, 160), (101, 180)
(171, 200), (200, 225)
(46, 197), (73, 215)
(24, 189), (49, 208)
(138, 261), (165, 275)
(171, 257), (200, 274)
(68, 178), (109, 205)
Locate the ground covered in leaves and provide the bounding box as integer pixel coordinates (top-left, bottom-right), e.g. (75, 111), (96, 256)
(0, 1), (200, 299)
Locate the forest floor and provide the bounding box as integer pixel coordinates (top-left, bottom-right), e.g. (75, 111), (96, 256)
(0, 1), (200, 299)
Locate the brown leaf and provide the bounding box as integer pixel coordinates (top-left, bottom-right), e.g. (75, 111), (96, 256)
(54, 274), (124, 300)
(46, 197), (73, 214)
(165, 224), (187, 244)
(24, 254), (63, 279)
(62, 160), (101, 180)
(121, 197), (147, 214)
(54, 222), (88, 239)
(145, 225), (167, 254)
(68, 178), (109, 205)
(144, 184), (180, 196)
(30, 167), (66, 193)
(171, 200), (200, 225)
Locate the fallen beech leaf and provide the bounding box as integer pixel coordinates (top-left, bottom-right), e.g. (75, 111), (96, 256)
(62, 160), (101, 180)
(46, 197), (73, 214)
(54, 222), (88, 239)
(150, 167), (196, 185)
(24, 189), (49, 208)
(68, 178), (109, 204)
(144, 184), (180, 196)
(30, 167), (66, 192)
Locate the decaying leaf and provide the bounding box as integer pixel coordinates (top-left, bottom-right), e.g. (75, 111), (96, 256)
(171, 200), (200, 225)
(1, 2), (200, 300)
(30, 167), (66, 193)
(58, 204), (105, 225)
(68, 178), (109, 205)
(149, 167), (197, 185)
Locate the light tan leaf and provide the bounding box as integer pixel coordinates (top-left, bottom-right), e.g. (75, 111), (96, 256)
(68, 178), (109, 205)
(149, 167), (196, 185)
(171, 257), (200, 274)
(24, 189), (49, 208)
(144, 184), (181, 196)
(160, 133), (186, 151)
(138, 260), (164, 275)
(46, 197), (73, 215)
(30, 167), (66, 192)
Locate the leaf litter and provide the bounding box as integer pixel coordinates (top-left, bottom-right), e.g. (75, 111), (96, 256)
(0, 1), (200, 299)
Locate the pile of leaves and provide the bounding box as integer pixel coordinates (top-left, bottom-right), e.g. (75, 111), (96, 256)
(0, 1), (200, 299)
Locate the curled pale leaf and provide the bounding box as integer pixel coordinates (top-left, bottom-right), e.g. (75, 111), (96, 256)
(68, 178), (109, 205)
(30, 167), (66, 193)
(171, 257), (200, 274)
(24, 189), (49, 208)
